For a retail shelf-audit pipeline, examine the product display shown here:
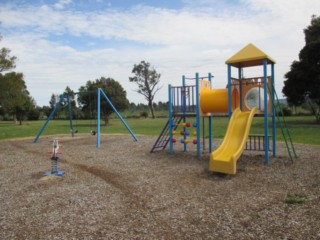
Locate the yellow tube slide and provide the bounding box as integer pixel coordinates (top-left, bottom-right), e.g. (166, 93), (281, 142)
(208, 107), (257, 175)
(200, 88), (239, 113)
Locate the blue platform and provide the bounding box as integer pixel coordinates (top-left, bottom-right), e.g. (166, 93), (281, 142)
(44, 171), (65, 177)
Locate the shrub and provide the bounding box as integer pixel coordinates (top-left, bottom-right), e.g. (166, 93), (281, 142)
(27, 108), (40, 120)
(277, 106), (292, 116)
(140, 111), (148, 118)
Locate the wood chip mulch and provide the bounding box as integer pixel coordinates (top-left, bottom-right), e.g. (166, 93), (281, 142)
(0, 135), (319, 239)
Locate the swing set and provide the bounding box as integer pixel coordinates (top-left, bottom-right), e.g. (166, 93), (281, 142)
(33, 88), (138, 147)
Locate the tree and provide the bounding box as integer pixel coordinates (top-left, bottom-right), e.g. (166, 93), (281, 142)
(129, 61), (161, 119)
(49, 93), (61, 119)
(0, 72), (31, 124)
(1, 33), (41, 122)
(0, 34), (34, 123)
(0, 35), (17, 73)
(64, 86), (81, 119)
(64, 86), (76, 108)
(41, 105), (52, 119)
(78, 77), (129, 125)
(27, 105), (41, 120)
(283, 15), (320, 122)
(18, 95), (38, 121)
(0, 33), (17, 116)
(53, 86), (78, 120)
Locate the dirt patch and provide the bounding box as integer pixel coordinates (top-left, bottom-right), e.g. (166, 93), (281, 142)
(0, 135), (319, 239)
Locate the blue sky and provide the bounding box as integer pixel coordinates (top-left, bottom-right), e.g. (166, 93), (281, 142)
(0, 0), (319, 106)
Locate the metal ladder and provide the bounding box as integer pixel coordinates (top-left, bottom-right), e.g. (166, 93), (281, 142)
(269, 85), (298, 162)
(150, 116), (183, 153)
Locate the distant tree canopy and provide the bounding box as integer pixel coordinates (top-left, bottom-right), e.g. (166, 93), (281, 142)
(283, 15), (320, 122)
(78, 77), (129, 125)
(0, 35), (35, 123)
(0, 72), (35, 124)
(0, 36), (17, 73)
(129, 60), (161, 119)
(48, 87), (75, 120)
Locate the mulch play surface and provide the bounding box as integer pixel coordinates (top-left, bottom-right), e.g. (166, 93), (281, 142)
(1, 135), (319, 239)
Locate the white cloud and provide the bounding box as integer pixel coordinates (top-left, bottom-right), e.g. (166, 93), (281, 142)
(0, 0), (319, 106)
(54, 0), (73, 10)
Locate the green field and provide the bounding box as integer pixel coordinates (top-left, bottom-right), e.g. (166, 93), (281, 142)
(1, 115), (319, 145)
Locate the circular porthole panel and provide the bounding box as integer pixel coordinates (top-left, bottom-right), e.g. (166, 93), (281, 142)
(245, 87), (268, 111)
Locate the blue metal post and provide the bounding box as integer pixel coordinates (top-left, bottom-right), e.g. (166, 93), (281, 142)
(67, 95), (74, 137)
(168, 84), (174, 154)
(182, 75), (187, 152)
(271, 64), (276, 157)
(196, 73), (201, 158)
(96, 88), (101, 148)
(99, 88), (138, 142)
(263, 59), (269, 164)
(238, 67), (243, 110)
(208, 73), (213, 153)
(33, 93), (66, 143)
(227, 64), (232, 118)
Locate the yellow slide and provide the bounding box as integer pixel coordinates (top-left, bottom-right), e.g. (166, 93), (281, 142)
(209, 107), (257, 175)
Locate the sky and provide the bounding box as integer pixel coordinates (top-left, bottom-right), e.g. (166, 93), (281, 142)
(0, 0), (319, 107)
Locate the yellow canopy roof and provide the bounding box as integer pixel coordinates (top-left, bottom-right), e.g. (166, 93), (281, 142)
(226, 43), (276, 68)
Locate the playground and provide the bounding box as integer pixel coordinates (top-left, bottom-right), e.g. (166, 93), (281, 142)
(0, 135), (320, 239)
(1, 43), (319, 239)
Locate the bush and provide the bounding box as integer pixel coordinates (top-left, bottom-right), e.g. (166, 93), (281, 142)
(27, 108), (40, 120)
(283, 107), (292, 116)
(140, 111), (148, 118)
(282, 107), (292, 117)
(277, 106), (292, 116)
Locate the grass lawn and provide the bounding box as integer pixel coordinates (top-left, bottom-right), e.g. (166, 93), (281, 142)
(0, 115), (319, 145)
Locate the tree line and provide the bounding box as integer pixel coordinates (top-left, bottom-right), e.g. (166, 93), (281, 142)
(0, 73), (167, 124)
(0, 33), (163, 124)
(44, 81), (168, 125)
